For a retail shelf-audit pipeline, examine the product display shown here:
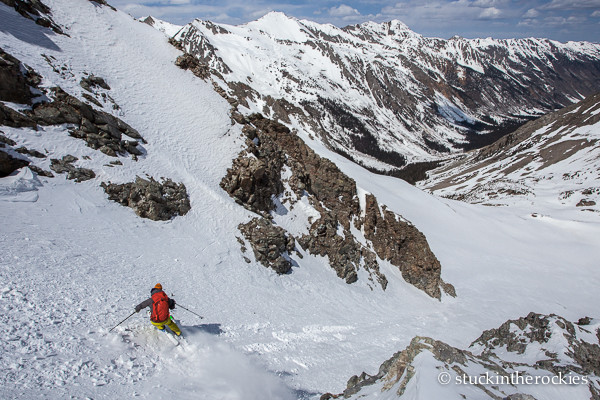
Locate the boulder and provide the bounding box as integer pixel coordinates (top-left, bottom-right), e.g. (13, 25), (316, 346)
(50, 155), (95, 182)
(239, 217), (295, 274)
(80, 75), (111, 92)
(0, 150), (29, 177)
(101, 176), (191, 221)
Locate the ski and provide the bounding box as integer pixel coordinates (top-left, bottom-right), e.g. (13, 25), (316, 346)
(160, 329), (181, 346)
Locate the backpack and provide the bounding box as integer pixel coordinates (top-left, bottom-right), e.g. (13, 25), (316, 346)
(150, 291), (170, 323)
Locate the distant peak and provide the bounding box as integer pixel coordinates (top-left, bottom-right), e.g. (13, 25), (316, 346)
(256, 11), (295, 22)
(388, 19), (410, 31)
(356, 19), (416, 37)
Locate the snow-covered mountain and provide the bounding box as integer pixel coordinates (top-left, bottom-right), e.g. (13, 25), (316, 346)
(170, 12), (600, 170)
(420, 91), (600, 213)
(1, 1), (600, 399)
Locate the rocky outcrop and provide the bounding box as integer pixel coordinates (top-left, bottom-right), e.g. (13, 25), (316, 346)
(0, 150), (29, 177)
(0, 103), (37, 128)
(0, 0), (65, 35)
(101, 176), (191, 221)
(80, 75), (111, 92)
(1, 47), (146, 160)
(32, 87), (145, 157)
(0, 133), (17, 147)
(175, 54), (211, 80)
(0, 47), (42, 105)
(222, 113), (451, 298)
(239, 217), (295, 274)
(327, 313), (600, 400)
(298, 212), (385, 287)
(50, 155), (95, 182)
(362, 194), (452, 298)
(472, 313), (600, 377)
(219, 133), (284, 215)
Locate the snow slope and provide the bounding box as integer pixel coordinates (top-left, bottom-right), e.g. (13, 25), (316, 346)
(421, 92), (600, 213)
(1, 1), (599, 399)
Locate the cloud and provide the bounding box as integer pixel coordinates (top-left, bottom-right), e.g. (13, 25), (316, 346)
(592, 10), (600, 17)
(523, 8), (540, 18)
(471, 0), (508, 6)
(540, 0), (600, 10)
(479, 7), (502, 19)
(329, 4), (361, 18)
(542, 15), (588, 26)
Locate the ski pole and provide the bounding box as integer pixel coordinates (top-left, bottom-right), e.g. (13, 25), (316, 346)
(109, 311), (136, 332)
(177, 304), (204, 319)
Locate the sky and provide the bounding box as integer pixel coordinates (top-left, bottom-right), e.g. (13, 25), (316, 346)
(112, 0), (600, 42)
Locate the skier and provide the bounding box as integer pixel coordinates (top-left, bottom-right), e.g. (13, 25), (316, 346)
(135, 283), (181, 336)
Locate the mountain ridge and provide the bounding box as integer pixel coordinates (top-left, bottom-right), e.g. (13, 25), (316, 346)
(166, 11), (600, 170)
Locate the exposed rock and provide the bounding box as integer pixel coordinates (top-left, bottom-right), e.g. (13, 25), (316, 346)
(222, 113), (448, 297)
(0, 133), (17, 147)
(101, 176), (191, 221)
(80, 75), (111, 92)
(362, 194), (450, 298)
(297, 212), (387, 287)
(31, 87), (146, 157)
(578, 317), (592, 326)
(238, 217), (295, 274)
(0, 0), (65, 35)
(0, 103), (37, 127)
(0, 47), (39, 104)
(175, 19), (600, 173)
(577, 199), (596, 207)
(472, 312), (600, 377)
(343, 336), (468, 398)
(220, 150), (284, 214)
(15, 146), (46, 158)
(50, 155), (95, 182)
(29, 164), (53, 177)
(87, 0), (116, 11)
(472, 312), (555, 354)
(0, 150), (29, 177)
(175, 54), (211, 80)
(333, 313), (600, 400)
(504, 395), (538, 400)
(423, 92), (600, 207)
(81, 92), (103, 107)
(1, 48), (146, 169)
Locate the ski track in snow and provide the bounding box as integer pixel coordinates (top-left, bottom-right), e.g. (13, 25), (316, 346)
(1, 1), (600, 399)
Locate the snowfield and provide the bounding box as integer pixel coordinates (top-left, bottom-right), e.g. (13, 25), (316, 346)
(1, 1), (599, 399)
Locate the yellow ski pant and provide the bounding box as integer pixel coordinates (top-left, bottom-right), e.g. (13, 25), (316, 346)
(151, 317), (181, 335)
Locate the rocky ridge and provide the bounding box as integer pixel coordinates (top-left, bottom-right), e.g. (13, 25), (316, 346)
(323, 313), (600, 400)
(220, 112), (454, 298)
